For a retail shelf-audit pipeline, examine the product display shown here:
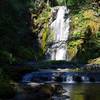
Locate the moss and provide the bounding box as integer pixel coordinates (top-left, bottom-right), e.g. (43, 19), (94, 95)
(68, 39), (83, 47)
(72, 31), (82, 37)
(32, 3), (51, 56)
(42, 27), (49, 53)
(96, 31), (100, 38)
(67, 39), (84, 61)
(68, 47), (77, 61)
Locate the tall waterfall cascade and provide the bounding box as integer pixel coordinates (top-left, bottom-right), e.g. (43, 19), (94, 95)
(47, 6), (70, 60)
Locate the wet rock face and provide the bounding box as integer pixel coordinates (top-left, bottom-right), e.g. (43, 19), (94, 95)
(73, 75), (82, 82)
(55, 76), (63, 82)
(89, 77), (96, 82)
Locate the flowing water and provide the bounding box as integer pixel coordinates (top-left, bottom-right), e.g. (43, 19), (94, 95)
(62, 83), (100, 100)
(47, 6), (70, 60)
(22, 71), (100, 100)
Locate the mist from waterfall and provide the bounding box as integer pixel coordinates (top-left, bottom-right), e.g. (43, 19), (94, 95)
(47, 6), (70, 60)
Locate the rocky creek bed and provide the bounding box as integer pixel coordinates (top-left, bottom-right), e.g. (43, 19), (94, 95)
(0, 82), (69, 100)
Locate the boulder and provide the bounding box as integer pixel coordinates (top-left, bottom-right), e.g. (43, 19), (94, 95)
(15, 83), (65, 100)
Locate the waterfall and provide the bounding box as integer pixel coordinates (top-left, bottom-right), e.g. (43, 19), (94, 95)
(47, 6), (70, 60)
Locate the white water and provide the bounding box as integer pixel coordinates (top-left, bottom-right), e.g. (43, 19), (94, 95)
(51, 6), (70, 41)
(48, 6), (70, 60)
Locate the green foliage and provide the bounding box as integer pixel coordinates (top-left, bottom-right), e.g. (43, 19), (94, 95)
(56, 0), (78, 6)
(42, 28), (48, 52)
(96, 31), (100, 38)
(0, 70), (15, 99)
(0, 0), (45, 62)
(56, 0), (88, 6)
(6, 65), (35, 81)
(67, 0), (77, 6)
(73, 40), (82, 46)
(16, 47), (36, 61)
(69, 0), (100, 63)
(0, 0), (99, 64)
(72, 31), (83, 38)
(32, 3), (51, 55)
(0, 50), (16, 64)
(56, 0), (66, 5)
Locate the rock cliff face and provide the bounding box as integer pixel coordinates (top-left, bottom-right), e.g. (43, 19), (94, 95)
(32, 0), (100, 63)
(0, 0), (100, 63)
(37, 1), (100, 63)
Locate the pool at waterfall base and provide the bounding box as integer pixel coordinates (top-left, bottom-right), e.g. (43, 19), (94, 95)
(62, 83), (100, 100)
(21, 69), (100, 100)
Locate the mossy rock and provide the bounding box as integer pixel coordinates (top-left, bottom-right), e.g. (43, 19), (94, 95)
(68, 39), (84, 61)
(68, 47), (77, 61)
(88, 57), (100, 64)
(23, 84), (55, 100)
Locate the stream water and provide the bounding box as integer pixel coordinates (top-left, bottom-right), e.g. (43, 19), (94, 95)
(62, 83), (100, 100)
(22, 70), (100, 100)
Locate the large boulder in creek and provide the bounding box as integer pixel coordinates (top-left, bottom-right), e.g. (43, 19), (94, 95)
(19, 83), (65, 100)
